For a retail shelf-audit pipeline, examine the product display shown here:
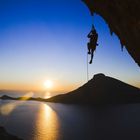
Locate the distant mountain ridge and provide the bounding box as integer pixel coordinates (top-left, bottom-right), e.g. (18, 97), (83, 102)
(0, 74), (140, 104)
(46, 73), (140, 104)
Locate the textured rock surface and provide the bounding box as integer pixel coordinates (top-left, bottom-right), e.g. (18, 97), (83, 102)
(82, 0), (140, 66)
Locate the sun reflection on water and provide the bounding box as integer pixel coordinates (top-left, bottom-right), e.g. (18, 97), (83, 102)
(0, 92), (34, 115)
(33, 103), (59, 140)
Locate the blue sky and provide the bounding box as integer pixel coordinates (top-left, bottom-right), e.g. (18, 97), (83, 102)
(0, 0), (139, 93)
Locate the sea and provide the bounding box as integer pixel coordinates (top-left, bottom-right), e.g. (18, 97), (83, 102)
(0, 92), (140, 140)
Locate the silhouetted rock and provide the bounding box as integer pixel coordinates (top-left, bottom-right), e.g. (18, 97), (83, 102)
(82, 0), (140, 66)
(0, 95), (15, 100)
(0, 95), (46, 102)
(47, 73), (140, 104)
(93, 73), (105, 80)
(0, 126), (23, 140)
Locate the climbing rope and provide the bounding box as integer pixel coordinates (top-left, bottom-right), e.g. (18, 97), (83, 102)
(86, 16), (94, 82)
(87, 52), (89, 81)
(86, 15), (98, 82)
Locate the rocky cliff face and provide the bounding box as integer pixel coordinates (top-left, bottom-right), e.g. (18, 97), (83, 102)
(82, 0), (140, 66)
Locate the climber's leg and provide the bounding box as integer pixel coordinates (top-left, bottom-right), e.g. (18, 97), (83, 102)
(89, 49), (94, 64)
(87, 43), (91, 54)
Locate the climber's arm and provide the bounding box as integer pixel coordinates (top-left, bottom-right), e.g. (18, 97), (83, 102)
(87, 31), (92, 38)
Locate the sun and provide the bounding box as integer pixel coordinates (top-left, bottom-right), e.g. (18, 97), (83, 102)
(44, 80), (53, 89)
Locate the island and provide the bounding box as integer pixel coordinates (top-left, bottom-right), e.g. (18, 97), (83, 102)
(0, 74), (140, 105)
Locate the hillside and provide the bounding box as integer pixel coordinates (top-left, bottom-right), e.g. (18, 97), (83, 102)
(46, 74), (140, 104)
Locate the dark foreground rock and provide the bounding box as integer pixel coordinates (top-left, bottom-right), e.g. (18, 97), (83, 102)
(0, 126), (23, 140)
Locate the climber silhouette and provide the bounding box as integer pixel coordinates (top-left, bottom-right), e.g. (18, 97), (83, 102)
(87, 25), (98, 64)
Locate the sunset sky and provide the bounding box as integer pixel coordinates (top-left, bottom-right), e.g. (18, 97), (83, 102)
(0, 0), (139, 94)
